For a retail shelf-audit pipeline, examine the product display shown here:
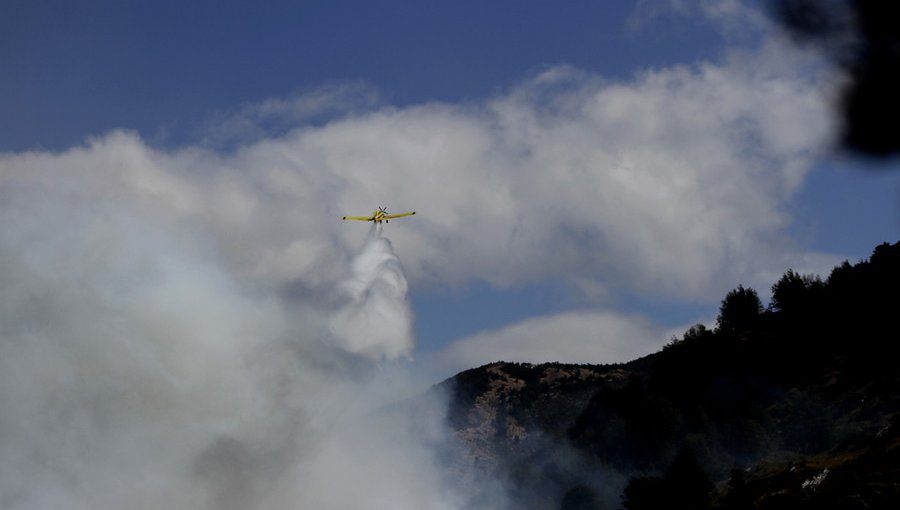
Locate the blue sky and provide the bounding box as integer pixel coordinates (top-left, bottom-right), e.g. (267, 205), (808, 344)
(3, 0), (899, 381)
(2, 0), (726, 151)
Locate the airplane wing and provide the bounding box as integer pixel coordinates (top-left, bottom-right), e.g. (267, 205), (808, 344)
(384, 211), (416, 220)
(342, 216), (374, 221)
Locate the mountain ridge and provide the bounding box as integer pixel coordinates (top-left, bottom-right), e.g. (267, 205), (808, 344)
(434, 241), (900, 509)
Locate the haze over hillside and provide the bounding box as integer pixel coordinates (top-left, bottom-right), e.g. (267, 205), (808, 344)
(434, 241), (900, 509)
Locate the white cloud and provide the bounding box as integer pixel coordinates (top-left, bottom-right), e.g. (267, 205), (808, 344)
(428, 310), (681, 378)
(317, 44), (835, 299)
(630, 0), (771, 38)
(199, 82), (382, 148)
(0, 37), (837, 302)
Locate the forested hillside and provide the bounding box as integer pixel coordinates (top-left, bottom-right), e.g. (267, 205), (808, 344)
(437, 241), (900, 510)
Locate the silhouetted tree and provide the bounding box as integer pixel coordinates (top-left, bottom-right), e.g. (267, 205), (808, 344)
(721, 467), (753, 510)
(770, 269), (824, 314)
(716, 285), (763, 335)
(663, 324), (712, 351)
(823, 242), (900, 362)
(664, 448), (713, 510)
(560, 484), (604, 510)
(684, 323), (712, 342)
(622, 476), (667, 510)
(826, 259), (854, 290)
(622, 449), (712, 510)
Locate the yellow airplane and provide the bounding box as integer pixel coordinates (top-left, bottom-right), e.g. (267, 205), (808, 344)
(342, 206), (416, 224)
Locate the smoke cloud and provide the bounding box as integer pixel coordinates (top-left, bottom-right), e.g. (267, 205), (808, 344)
(0, 175), (457, 509)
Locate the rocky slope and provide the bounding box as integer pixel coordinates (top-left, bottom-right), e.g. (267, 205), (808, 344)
(435, 242), (900, 509)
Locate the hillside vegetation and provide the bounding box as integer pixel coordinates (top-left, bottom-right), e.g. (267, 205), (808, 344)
(438, 241), (900, 510)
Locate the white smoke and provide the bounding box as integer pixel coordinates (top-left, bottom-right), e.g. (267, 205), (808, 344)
(0, 177), (458, 509)
(328, 225), (415, 361)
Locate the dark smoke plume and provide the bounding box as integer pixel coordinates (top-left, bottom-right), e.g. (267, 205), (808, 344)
(773, 0), (900, 160)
